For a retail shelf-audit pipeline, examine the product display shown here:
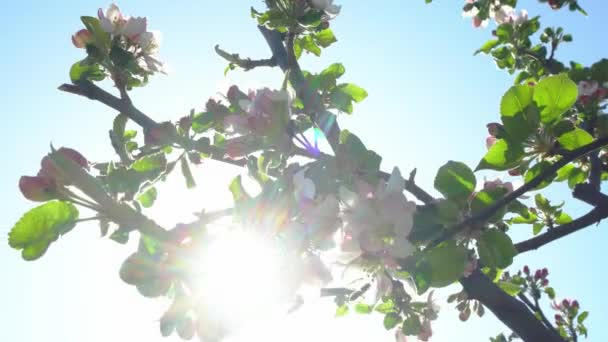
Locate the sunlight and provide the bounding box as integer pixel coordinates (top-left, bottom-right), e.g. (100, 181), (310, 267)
(193, 229), (285, 328)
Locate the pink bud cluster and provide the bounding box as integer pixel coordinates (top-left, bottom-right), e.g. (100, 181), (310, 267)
(578, 80), (608, 106)
(19, 148), (89, 202)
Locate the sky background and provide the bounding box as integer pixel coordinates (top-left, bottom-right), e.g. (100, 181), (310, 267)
(1, 1), (607, 341)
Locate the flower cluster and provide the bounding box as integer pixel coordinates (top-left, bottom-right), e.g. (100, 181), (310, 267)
(71, 3), (164, 87)
(463, 1), (528, 29)
(221, 85), (293, 159)
(310, 0), (341, 18)
(338, 168), (417, 266)
(19, 147), (89, 202)
(577, 80), (608, 106)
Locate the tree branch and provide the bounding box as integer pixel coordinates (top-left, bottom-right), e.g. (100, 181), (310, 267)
(214, 45), (278, 71)
(461, 269), (565, 342)
(515, 183), (608, 254)
(432, 137), (608, 247)
(517, 292), (557, 334)
(59, 82), (158, 130)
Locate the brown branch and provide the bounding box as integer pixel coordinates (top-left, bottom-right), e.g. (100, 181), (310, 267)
(461, 269), (565, 342)
(59, 81), (158, 130)
(517, 292), (558, 334)
(430, 137), (608, 247)
(214, 44), (277, 71)
(515, 183), (608, 254)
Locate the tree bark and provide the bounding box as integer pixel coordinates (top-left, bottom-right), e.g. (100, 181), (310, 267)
(461, 270), (564, 342)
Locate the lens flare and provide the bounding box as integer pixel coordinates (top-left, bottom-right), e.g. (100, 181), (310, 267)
(192, 229), (285, 329)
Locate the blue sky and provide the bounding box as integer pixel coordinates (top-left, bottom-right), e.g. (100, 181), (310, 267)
(1, 1), (607, 341)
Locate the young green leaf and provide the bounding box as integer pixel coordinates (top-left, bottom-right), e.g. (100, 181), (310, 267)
(9, 201), (79, 261)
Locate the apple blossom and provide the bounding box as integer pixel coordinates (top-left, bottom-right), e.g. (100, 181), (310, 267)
(418, 318), (433, 341)
(310, 0), (341, 17)
(578, 80), (599, 97)
(98, 4), (125, 34)
(98, 3), (147, 41)
(395, 330), (408, 342)
(338, 168), (416, 264)
(18, 176), (56, 202)
(224, 88), (291, 137)
(483, 178), (514, 193)
(37, 147), (89, 185)
(71, 29), (93, 48)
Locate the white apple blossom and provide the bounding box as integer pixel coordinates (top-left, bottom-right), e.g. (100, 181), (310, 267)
(98, 4), (147, 40)
(578, 80), (599, 97)
(311, 0), (341, 17)
(338, 167), (417, 265)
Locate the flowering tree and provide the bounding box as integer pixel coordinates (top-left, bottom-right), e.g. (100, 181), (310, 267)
(8, 1), (606, 341)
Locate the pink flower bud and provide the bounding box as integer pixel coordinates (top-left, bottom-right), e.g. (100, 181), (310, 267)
(572, 300), (579, 309)
(555, 314), (563, 324)
(144, 122), (176, 146)
(19, 176), (56, 202)
(542, 268), (549, 278)
(473, 16), (483, 28)
(178, 116), (192, 132)
(486, 136), (497, 149)
(523, 265), (530, 275)
(562, 299), (570, 308)
(486, 122), (502, 137)
(71, 29), (93, 48)
(542, 279), (549, 286)
(508, 168), (521, 176)
(38, 147), (89, 183)
(534, 269), (542, 280)
(596, 87), (608, 100)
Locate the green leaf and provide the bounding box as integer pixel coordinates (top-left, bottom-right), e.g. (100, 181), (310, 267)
(497, 281), (523, 296)
(426, 241), (467, 287)
(375, 300), (396, 314)
(434, 161), (476, 200)
(335, 304), (349, 317)
(229, 175), (250, 202)
(556, 164), (575, 182)
(110, 227), (130, 244)
(383, 313), (402, 330)
(590, 59), (608, 83)
(476, 139), (524, 171)
(555, 212), (573, 225)
(475, 39), (500, 55)
(501, 85), (534, 117)
(315, 28), (338, 48)
(557, 128), (594, 151)
(578, 311), (589, 324)
(8, 201), (79, 261)
(319, 63), (346, 89)
(568, 167), (587, 189)
(338, 83), (368, 103)
(533, 74), (578, 123)
(500, 85), (538, 142)
(70, 61), (105, 83)
(354, 303), (373, 314)
(477, 229), (518, 269)
(524, 161), (555, 190)
(545, 287), (556, 300)
(533, 222), (544, 235)
(132, 153), (167, 173)
(402, 315), (422, 335)
(80, 16), (110, 50)
(180, 157), (196, 189)
(300, 35), (321, 56)
(137, 187), (157, 208)
(470, 188), (509, 222)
